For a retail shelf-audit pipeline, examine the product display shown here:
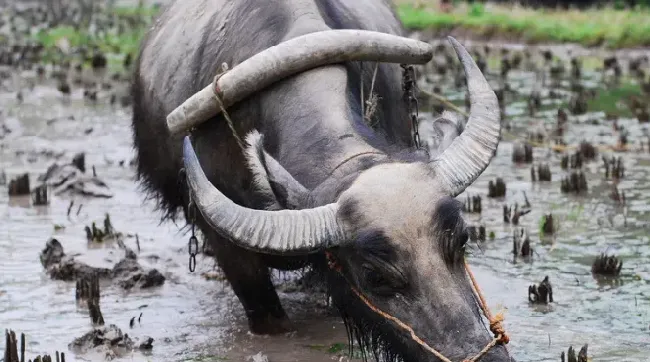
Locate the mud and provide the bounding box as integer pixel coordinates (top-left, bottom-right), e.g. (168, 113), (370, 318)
(1, 1), (650, 361)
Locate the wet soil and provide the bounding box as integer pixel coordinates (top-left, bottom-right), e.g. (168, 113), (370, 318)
(0, 86), (359, 361)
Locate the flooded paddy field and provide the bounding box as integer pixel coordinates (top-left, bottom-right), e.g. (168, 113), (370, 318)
(1, 2), (650, 362)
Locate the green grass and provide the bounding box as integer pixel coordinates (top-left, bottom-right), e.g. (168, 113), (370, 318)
(27, 1), (650, 69)
(396, 2), (650, 48)
(587, 82), (643, 116)
(29, 5), (160, 69)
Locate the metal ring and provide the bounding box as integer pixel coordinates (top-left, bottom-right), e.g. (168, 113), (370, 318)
(188, 235), (199, 255)
(189, 255), (196, 273)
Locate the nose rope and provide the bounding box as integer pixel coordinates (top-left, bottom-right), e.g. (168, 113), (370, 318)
(464, 261), (510, 346)
(325, 251), (508, 362)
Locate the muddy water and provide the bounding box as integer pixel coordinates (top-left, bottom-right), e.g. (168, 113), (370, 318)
(1, 44), (650, 362)
(417, 46), (650, 361)
(0, 77), (357, 361)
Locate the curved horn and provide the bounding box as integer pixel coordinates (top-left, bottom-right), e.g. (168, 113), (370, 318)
(167, 29), (434, 135)
(244, 130), (310, 210)
(183, 136), (347, 255)
(430, 37), (501, 196)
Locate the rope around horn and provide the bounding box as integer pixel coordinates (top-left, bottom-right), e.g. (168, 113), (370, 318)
(212, 63), (246, 152)
(325, 251), (509, 362)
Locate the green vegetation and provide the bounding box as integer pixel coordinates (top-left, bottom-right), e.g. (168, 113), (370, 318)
(25, 1), (650, 70)
(587, 82), (643, 117)
(29, 5), (160, 69)
(396, 1), (650, 48)
(538, 214), (548, 237)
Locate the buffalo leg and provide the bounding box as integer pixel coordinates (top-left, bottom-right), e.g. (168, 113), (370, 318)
(201, 224), (291, 335)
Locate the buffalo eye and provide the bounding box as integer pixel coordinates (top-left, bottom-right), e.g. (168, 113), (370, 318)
(362, 264), (408, 297)
(459, 228), (469, 249)
(452, 228), (470, 263)
(350, 229), (408, 297)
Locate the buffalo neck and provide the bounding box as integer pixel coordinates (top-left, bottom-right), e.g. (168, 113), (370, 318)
(258, 64), (390, 201)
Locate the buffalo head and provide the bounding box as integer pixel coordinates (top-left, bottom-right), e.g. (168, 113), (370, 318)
(181, 37), (512, 361)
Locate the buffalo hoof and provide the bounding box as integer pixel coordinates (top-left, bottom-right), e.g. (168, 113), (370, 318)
(249, 315), (293, 335)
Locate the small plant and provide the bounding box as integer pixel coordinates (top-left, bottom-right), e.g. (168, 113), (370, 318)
(592, 253), (623, 276)
(32, 184), (49, 206)
(578, 141), (597, 160)
(539, 213), (556, 237)
(504, 203), (531, 225)
(512, 142), (534, 163)
(531, 164), (551, 182)
(463, 194), (482, 214)
(561, 152), (583, 170)
(561, 171), (588, 194)
(468, 3), (485, 17)
(84, 213), (122, 242)
(561, 344), (588, 362)
(528, 276), (553, 304)
(568, 90), (589, 115)
(488, 178), (506, 198)
(513, 228), (533, 259)
(603, 155), (625, 179)
(3, 330), (67, 362)
(8, 173), (30, 196)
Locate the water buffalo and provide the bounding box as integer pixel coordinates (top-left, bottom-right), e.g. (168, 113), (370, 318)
(131, 0), (512, 361)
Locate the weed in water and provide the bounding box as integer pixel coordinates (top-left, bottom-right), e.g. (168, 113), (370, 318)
(560, 344), (589, 362)
(539, 213), (556, 237)
(531, 164), (552, 182)
(592, 253), (623, 276)
(528, 276), (553, 304)
(504, 203), (531, 225)
(513, 228), (534, 260)
(561, 171), (588, 194)
(488, 177), (507, 198)
(588, 82), (643, 118)
(512, 141), (534, 163)
(463, 194), (482, 214)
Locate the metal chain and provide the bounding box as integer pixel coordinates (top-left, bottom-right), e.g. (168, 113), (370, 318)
(179, 151), (199, 273)
(187, 191), (199, 273)
(401, 64), (420, 149)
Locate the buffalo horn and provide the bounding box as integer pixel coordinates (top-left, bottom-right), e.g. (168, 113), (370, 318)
(431, 37), (501, 196)
(167, 29), (434, 135)
(183, 136), (347, 255)
(244, 130), (310, 210)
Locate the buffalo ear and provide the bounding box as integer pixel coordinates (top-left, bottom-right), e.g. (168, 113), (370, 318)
(424, 110), (466, 157)
(244, 130), (309, 210)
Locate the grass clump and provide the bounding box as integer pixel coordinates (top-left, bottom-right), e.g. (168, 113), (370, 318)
(587, 82), (643, 117)
(396, 1), (650, 48)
